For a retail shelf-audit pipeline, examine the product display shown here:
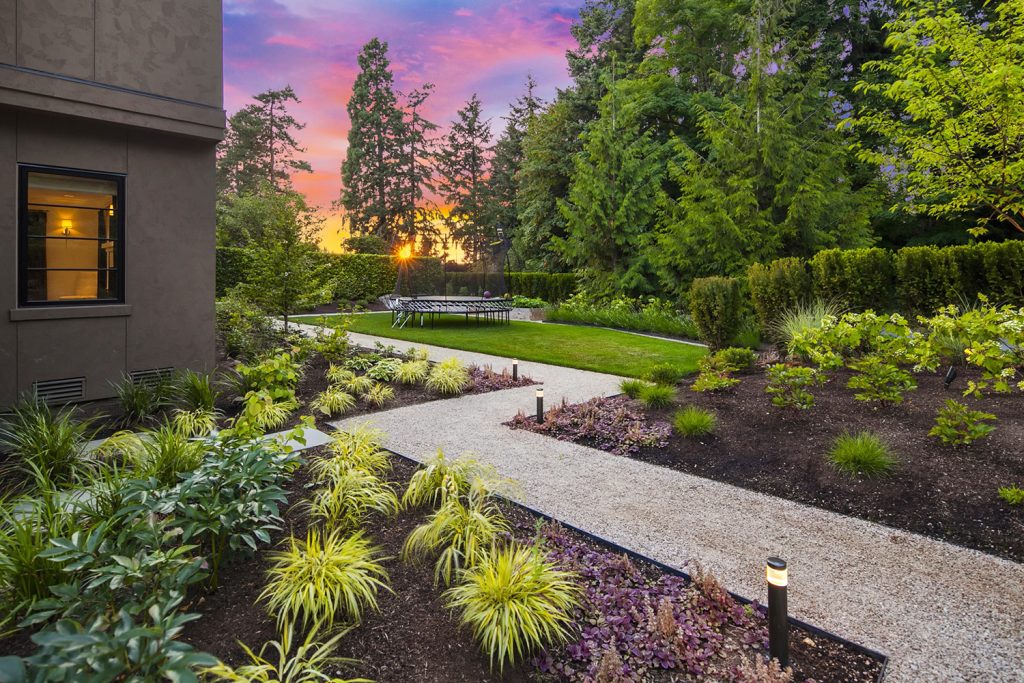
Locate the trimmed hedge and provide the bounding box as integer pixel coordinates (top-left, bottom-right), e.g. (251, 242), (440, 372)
(745, 240), (1024, 326)
(444, 271), (578, 302)
(747, 257), (810, 331)
(689, 276), (743, 351)
(324, 254), (444, 301)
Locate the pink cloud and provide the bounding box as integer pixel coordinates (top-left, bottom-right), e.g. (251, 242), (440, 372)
(455, 8), (473, 17)
(265, 33), (316, 49)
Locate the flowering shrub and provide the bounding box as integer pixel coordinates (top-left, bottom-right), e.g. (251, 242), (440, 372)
(533, 524), (765, 682)
(507, 396), (670, 456)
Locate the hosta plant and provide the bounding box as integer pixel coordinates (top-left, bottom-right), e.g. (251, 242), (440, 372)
(445, 544), (580, 672)
(426, 358), (471, 396)
(929, 399), (996, 445)
(202, 625), (369, 683)
(846, 355), (916, 404)
(262, 528), (389, 629)
(311, 386), (357, 417)
(362, 382), (395, 408)
(402, 486), (510, 585)
(396, 360), (430, 385)
(304, 468), (399, 532)
(765, 364), (821, 409)
(366, 358), (402, 382)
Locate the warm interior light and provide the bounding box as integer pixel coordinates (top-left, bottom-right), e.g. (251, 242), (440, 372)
(108, 203), (115, 217)
(61, 219), (73, 236)
(766, 558), (788, 587)
(397, 244), (413, 261)
(536, 388), (544, 399)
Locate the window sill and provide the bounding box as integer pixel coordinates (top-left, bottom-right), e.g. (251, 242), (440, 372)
(9, 304), (132, 321)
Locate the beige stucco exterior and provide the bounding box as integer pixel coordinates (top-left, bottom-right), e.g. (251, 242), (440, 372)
(0, 0), (224, 405)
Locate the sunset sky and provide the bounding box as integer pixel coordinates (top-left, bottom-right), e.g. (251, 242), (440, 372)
(223, 0), (587, 251)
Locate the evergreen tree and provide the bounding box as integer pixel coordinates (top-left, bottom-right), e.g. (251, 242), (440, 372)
(217, 86), (312, 197)
(650, 0), (879, 298)
(340, 38), (406, 245)
(436, 95), (493, 264)
(395, 84), (441, 252)
(487, 75), (544, 257)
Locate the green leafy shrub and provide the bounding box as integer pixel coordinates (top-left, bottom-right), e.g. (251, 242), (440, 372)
(691, 355), (741, 392)
(396, 360), (430, 385)
(827, 432), (897, 477)
(689, 277), (743, 351)
(508, 295), (547, 308)
(619, 378), (652, 399)
(637, 384), (675, 409)
(673, 406), (717, 437)
(509, 272), (578, 303)
(216, 291), (278, 360)
(766, 364), (821, 409)
(402, 488), (509, 586)
(810, 247), (895, 312)
(547, 294), (698, 338)
(310, 385), (356, 417)
(929, 399), (996, 445)
(643, 363), (684, 386)
(747, 257), (811, 333)
(770, 298), (846, 349)
(216, 246), (254, 296)
(894, 245), (965, 316)
(789, 310), (921, 370)
(325, 253), (443, 302)
(0, 397), (96, 487)
(201, 625), (362, 683)
(261, 528), (389, 629)
(712, 347), (756, 372)
(444, 545), (580, 671)
(426, 358), (471, 396)
(236, 352), (301, 402)
(846, 355), (917, 404)
(998, 485), (1024, 506)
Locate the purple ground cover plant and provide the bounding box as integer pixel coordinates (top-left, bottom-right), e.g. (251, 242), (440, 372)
(468, 364), (536, 392)
(530, 523), (768, 682)
(507, 396), (671, 456)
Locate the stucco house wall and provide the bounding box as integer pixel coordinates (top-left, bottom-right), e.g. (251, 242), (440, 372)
(0, 0), (224, 406)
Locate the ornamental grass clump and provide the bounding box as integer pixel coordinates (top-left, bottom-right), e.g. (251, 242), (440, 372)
(261, 528), (389, 629)
(765, 364), (821, 409)
(673, 406), (717, 437)
(770, 298), (846, 349)
(201, 625), (365, 683)
(638, 383), (676, 409)
(402, 450), (500, 508)
(426, 357), (471, 396)
(929, 399), (996, 445)
(0, 397), (96, 487)
(402, 486), (510, 586)
(619, 378), (652, 399)
(101, 419), (205, 486)
(445, 544), (580, 672)
(998, 485), (1024, 506)
(643, 363), (684, 386)
(395, 360), (430, 385)
(327, 366), (376, 397)
(310, 385), (357, 417)
(846, 355), (916, 404)
(304, 468), (399, 532)
(362, 382), (395, 408)
(827, 432), (897, 477)
(314, 427), (391, 480)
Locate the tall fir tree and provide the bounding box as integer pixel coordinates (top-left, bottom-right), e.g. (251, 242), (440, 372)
(340, 38), (406, 246)
(436, 94), (493, 264)
(486, 75), (543, 259)
(217, 86), (312, 197)
(396, 84), (440, 253)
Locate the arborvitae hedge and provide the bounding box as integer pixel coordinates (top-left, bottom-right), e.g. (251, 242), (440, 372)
(747, 240), (1024, 328)
(444, 271), (577, 302)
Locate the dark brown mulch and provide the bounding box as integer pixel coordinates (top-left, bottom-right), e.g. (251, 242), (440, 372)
(630, 367), (1024, 563)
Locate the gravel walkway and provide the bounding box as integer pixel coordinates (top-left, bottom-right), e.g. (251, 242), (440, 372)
(317, 327), (1024, 682)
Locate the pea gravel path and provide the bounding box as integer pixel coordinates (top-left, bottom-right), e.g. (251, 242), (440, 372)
(314, 327), (1024, 682)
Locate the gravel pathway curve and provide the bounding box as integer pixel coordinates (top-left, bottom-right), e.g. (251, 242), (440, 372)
(318, 327), (1024, 682)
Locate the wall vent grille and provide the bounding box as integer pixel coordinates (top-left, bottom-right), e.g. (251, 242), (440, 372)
(129, 368), (175, 387)
(33, 377), (86, 403)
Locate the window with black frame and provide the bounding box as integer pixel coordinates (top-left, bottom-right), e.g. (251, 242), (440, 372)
(19, 167), (125, 306)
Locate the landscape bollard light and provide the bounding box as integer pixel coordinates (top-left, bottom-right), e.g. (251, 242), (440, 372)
(766, 557), (789, 668)
(513, 359), (519, 381)
(536, 388), (544, 424)
(944, 366), (958, 390)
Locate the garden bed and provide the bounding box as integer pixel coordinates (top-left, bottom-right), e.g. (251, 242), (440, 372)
(509, 368), (1024, 563)
(180, 453), (883, 683)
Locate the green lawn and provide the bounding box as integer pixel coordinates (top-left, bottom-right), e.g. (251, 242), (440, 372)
(292, 313), (705, 378)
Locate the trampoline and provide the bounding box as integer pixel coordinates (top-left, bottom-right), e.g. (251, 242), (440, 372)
(383, 295), (513, 329)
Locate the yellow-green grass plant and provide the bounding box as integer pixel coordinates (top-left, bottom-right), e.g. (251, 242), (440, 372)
(201, 624), (371, 683)
(638, 383), (676, 409)
(425, 357), (471, 396)
(99, 419), (205, 487)
(326, 366), (376, 397)
(304, 468), (399, 532)
(261, 528), (390, 630)
(310, 385), (357, 417)
(362, 382), (395, 408)
(772, 297), (847, 351)
(673, 405), (717, 437)
(171, 407), (219, 438)
(314, 430), (392, 480)
(619, 378), (654, 399)
(402, 485), (510, 586)
(402, 450), (503, 509)
(444, 544), (581, 672)
(172, 368), (220, 413)
(395, 360), (430, 385)
(827, 432), (898, 478)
